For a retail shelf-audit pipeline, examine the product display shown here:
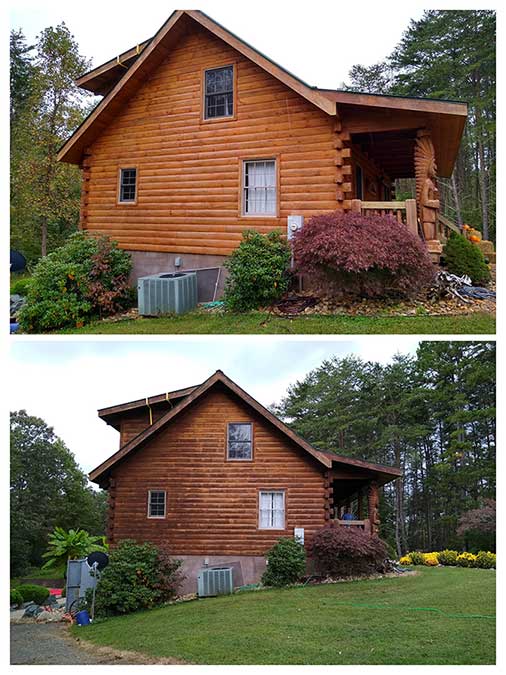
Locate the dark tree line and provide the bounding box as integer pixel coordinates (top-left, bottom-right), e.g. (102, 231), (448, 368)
(347, 10), (496, 241)
(10, 411), (107, 576)
(274, 342), (495, 555)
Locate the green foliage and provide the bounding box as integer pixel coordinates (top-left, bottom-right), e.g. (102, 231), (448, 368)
(10, 410), (108, 576)
(224, 230), (291, 311)
(91, 540), (184, 617)
(475, 551), (496, 569)
(15, 584), (50, 605)
(407, 551), (426, 566)
(42, 527), (108, 570)
(10, 275), (32, 296)
(10, 24), (94, 262)
(18, 232), (132, 332)
(261, 538), (307, 587)
(438, 550), (459, 566)
(10, 589), (23, 607)
(443, 233), (490, 285)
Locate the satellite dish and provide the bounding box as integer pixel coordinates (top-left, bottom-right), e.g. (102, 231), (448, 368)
(87, 551), (109, 570)
(10, 250), (27, 273)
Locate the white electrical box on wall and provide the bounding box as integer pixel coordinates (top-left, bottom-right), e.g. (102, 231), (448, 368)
(294, 527), (305, 545)
(287, 215), (304, 240)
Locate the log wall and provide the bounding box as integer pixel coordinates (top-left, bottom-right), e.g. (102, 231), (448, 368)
(108, 387), (327, 555)
(82, 23), (339, 256)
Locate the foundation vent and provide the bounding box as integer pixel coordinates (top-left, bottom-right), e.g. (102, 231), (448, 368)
(197, 567), (233, 597)
(137, 272), (197, 316)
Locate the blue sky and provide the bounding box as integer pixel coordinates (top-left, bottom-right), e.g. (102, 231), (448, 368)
(9, 338), (419, 476)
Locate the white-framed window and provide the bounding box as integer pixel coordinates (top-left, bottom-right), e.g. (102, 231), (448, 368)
(119, 167), (137, 203)
(227, 422), (252, 460)
(147, 490), (166, 518)
(204, 65), (234, 119)
(242, 159), (277, 216)
(259, 490), (285, 529)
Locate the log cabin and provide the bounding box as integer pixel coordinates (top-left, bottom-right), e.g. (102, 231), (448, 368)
(90, 370), (401, 593)
(58, 10), (468, 297)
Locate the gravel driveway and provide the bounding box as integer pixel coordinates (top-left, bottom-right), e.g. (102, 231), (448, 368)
(10, 623), (136, 665)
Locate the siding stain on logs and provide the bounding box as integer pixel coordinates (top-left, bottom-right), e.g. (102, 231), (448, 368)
(82, 23), (338, 256)
(108, 388), (327, 555)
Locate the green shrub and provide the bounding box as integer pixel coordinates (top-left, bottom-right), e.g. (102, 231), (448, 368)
(406, 551), (426, 566)
(224, 230), (291, 311)
(475, 551), (496, 569)
(438, 550), (459, 566)
(18, 232), (132, 333)
(443, 232), (490, 285)
(90, 540), (184, 617)
(15, 584), (50, 605)
(10, 589), (23, 607)
(10, 276), (32, 296)
(261, 538), (307, 587)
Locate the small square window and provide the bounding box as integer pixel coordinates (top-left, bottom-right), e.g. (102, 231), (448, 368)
(119, 168), (137, 203)
(227, 422), (252, 460)
(204, 66), (234, 119)
(148, 490), (166, 518)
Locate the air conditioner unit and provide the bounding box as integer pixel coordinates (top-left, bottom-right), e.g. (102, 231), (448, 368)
(197, 567), (234, 597)
(137, 272), (197, 316)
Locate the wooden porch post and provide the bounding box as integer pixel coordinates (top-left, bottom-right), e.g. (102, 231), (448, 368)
(405, 199), (418, 237)
(367, 481), (380, 535)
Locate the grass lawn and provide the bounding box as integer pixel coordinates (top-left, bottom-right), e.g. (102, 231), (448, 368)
(72, 568), (495, 665)
(11, 565), (65, 586)
(58, 311), (495, 335)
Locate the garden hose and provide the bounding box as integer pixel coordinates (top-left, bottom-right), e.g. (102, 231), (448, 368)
(321, 600), (495, 620)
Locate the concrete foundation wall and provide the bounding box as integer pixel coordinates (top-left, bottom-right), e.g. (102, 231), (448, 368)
(129, 250), (229, 301)
(177, 555), (267, 595)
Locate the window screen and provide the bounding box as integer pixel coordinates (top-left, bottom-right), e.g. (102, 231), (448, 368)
(148, 490), (166, 518)
(227, 423), (252, 460)
(243, 160), (276, 215)
(119, 168), (137, 202)
(204, 65), (234, 119)
(259, 491), (285, 529)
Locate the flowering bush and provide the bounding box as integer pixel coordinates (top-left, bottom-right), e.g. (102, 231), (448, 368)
(18, 232), (133, 333)
(438, 550), (459, 566)
(399, 555), (412, 566)
(456, 552), (477, 568)
(292, 211), (435, 299)
(475, 551), (496, 569)
(311, 525), (388, 577)
(423, 552), (439, 566)
(406, 551), (426, 566)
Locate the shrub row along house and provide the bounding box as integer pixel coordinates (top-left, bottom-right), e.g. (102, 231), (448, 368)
(90, 370), (401, 592)
(58, 10), (468, 297)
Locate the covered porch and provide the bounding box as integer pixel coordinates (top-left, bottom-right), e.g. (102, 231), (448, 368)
(320, 89), (468, 261)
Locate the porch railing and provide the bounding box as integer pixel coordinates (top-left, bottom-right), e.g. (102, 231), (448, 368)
(350, 199), (418, 238)
(333, 519), (371, 534)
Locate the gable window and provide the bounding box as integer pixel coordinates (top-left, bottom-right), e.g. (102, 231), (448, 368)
(148, 490), (166, 518)
(355, 164), (364, 200)
(119, 167), (137, 203)
(259, 490), (285, 529)
(242, 159), (276, 216)
(227, 422), (252, 460)
(204, 65), (234, 119)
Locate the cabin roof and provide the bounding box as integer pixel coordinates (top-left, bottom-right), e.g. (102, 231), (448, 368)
(59, 9), (467, 175)
(90, 370), (402, 486)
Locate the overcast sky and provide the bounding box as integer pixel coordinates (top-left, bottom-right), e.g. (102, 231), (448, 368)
(10, 338), (419, 478)
(8, 0), (430, 89)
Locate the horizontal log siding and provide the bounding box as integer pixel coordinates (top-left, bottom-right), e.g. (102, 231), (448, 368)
(83, 24), (338, 255)
(109, 388), (326, 555)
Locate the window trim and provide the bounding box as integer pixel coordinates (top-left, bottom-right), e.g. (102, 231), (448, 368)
(226, 421), (253, 461)
(201, 63), (236, 123)
(147, 489), (166, 519)
(258, 489), (286, 530)
(117, 166), (138, 205)
(239, 157), (279, 218)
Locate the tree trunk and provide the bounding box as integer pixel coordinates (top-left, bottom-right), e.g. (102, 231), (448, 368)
(450, 172), (463, 228)
(41, 219), (47, 257)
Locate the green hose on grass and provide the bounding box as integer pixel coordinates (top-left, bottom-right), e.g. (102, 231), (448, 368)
(320, 600), (495, 620)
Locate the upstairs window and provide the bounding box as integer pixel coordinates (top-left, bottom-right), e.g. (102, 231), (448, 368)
(259, 490), (285, 529)
(204, 65), (234, 119)
(119, 168), (137, 203)
(148, 490), (166, 518)
(227, 422), (252, 460)
(242, 159), (276, 216)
